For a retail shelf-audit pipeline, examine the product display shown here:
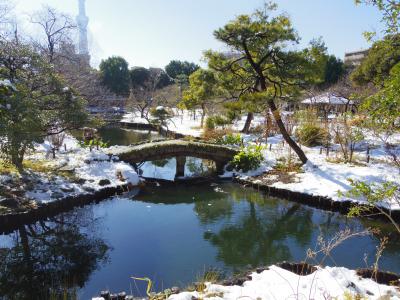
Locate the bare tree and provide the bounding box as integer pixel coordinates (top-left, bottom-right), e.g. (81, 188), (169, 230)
(127, 68), (173, 120)
(30, 5), (76, 64)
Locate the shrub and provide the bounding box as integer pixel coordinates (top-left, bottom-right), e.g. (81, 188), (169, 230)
(295, 124), (329, 147)
(201, 129), (232, 142)
(231, 145), (264, 172)
(217, 133), (242, 146)
(205, 117), (215, 130)
(205, 115), (231, 130)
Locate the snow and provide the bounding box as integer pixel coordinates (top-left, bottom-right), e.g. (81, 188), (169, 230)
(229, 131), (400, 211)
(0, 79), (16, 91)
(168, 265), (400, 300)
(22, 135), (140, 204)
(302, 93), (355, 105)
(121, 109), (204, 137)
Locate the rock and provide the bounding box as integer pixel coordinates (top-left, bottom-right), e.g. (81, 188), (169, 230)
(74, 178), (87, 185)
(10, 189), (25, 197)
(60, 187), (74, 193)
(0, 197), (19, 208)
(171, 287), (180, 294)
(83, 186), (96, 193)
(51, 192), (64, 199)
(100, 290), (110, 300)
(99, 179), (111, 186)
(109, 294), (118, 300)
(117, 292), (126, 300)
(256, 267), (268, 273)
(58, 166), (75, 173)
(164, 289), (172, 295)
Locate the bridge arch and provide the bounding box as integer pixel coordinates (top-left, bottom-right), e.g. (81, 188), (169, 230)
(110, 139), (239, 178)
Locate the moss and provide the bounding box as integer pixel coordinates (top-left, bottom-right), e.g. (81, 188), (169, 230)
(23, 160), (55, 173)
(0, 160), (19, 175)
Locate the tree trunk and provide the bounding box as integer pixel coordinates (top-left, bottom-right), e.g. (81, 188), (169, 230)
(200, 104), (206, 128)
(241, 112), (253, 133)
(11, 152), (24, 172)
(268, 100), (308, 164)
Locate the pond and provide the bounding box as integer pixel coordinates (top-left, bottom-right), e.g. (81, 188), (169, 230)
(0, 128), (400, 299)
(73, 126), (162, 146)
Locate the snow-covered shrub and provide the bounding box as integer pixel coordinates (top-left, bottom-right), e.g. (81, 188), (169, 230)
(150, 106), (172, 128)
(295, 123), (330, 147)
(231, 145), (264, 172)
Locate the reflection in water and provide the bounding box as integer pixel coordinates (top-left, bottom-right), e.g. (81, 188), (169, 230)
(97, 127), (160, 146)
(0, 209), (109, 300)
(72, 126), (161, 146)
(1, 183), (400, 298)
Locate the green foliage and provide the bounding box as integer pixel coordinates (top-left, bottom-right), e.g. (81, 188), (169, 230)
(295, 124), (330, 147)
(0, 41), (88, 170)
(322, 55), (345, 87)
(360, 62), (400, 136)
(130, 67), (151, 88)
(231, 145), (264, 172)
(165, 60), (200, 79)
(355, 0), (400, 34)
(181, 69), (220, 110)
(80, 138), (108, 150)
(216, 133), (242, 146)
(204, 3), (321, 163)
(151, 68), (173, 89)
(99, 56), (130, 95)
(151, 159), (169, 168)
(150, 106), (172, 127)
(205, 115), (231, 130)
(351, 34), (400, 87)
(343, 179), (400, 232)
(205, 117), (215, 130)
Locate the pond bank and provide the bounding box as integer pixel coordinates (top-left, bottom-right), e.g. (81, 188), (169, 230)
(234, 175), (400, 223)
(92, 262), (400, 300)
(0, 183), (139, 233)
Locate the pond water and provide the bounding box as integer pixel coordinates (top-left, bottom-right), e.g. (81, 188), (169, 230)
(73, 126), (162, 146)
(1, 128), (400, 300)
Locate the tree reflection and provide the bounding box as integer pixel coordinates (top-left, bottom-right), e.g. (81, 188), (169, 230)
(0, 208), (109, 300)
(201, 185), (315, 269)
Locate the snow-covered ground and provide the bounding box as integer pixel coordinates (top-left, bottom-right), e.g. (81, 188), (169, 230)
(122, 109), (400, 211)
(19, 135), (140, 204)
(235, 132), (400, 211)
(168, 265), (400, 300)
(122, 109), (204, 137)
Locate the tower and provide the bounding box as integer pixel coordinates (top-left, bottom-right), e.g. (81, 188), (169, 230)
(76, 0), (90, 63)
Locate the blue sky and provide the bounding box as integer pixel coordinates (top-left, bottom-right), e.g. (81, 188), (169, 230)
(14, 0), (383, 68)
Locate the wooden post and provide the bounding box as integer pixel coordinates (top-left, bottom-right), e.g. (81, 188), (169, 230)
(269, 143), (272, 151)
(366, 145), (370, 163)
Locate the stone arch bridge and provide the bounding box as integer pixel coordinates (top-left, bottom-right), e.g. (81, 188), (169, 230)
(109, 139), (239, 178)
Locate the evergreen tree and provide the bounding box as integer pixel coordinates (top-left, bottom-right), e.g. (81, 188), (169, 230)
(99, 56), (130, 95)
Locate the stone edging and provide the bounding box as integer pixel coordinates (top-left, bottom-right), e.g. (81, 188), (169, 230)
(120, 121), (186, 139)
(233, 176), (400, 223)
(0, 184), (137, 234)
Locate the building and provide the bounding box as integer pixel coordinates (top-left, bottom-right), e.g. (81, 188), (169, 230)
(344, 49), (369, 66)
(76, 0), (90, 66)
(301, 93), (355, 117)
